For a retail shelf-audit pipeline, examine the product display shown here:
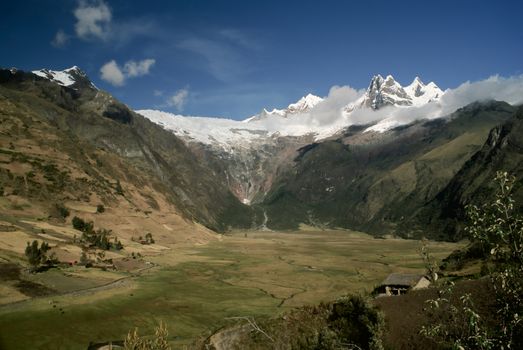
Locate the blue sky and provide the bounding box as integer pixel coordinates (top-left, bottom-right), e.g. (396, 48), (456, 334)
(1, 0), (522, 119)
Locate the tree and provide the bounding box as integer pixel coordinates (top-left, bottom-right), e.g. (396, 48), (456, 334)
(328, 295), (385, 350)
(421, 171), (523, 349)
(80, 248), (90, 266)
(72, 216), (93, 232)
(25, 240), (50, 272)
(420, 238), (439, 282)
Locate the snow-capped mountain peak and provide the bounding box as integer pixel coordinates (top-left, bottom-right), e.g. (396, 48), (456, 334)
(360, 74), (411, 109)
(287, 93), (323, 113)
(245, 93), (324, 122)
(32, 66), (96, 89)
(405, 76), (426, 97)
(139, 73), (449, 153)
(351, 74), (443, 112)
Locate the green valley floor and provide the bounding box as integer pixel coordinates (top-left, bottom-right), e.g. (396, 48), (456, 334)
(0, 229), (461, 349)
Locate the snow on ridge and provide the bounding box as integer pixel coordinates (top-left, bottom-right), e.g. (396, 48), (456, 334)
(138, 76), (446, 150)
(138, 109), (274, 151)
(137, 108), (340, 151)
(33, 67), (76, 86)
(32, 66), (94, 88)
(141, 74), (523, 148)
(245, 93), (324, 122)
(287, 93), (324, 113)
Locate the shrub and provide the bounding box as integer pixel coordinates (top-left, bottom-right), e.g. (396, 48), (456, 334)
(54, 203), (70, 219)
(96, 204), (105, 213)
(115, 180), (124, 195)
(145, 233), (155, 244)
(72, 216), (86, 231)
(328, 295), (385, 350)
(72, 216), (93, 232)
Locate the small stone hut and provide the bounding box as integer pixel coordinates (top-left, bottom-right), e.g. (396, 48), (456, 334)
(377, 273), (430, 296)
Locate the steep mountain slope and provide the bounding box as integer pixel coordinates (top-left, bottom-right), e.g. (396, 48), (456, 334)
(409, 104), (523, 240)
(261, 101), (516, 236)
(0, 67), (253, 233)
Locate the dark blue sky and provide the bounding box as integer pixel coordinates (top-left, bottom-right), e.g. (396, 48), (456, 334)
(2, 0), (522, 119)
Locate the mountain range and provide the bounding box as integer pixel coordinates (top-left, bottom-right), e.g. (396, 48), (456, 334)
(1, 66), (521, 240)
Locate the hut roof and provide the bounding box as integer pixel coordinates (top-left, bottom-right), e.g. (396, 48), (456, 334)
(380, 273), (426, 287)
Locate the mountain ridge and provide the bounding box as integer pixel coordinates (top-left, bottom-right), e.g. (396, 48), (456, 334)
(3, 65), (521, 240)
(0, 66), (255, 232)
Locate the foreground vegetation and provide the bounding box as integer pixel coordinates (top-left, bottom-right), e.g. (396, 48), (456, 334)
(421, 172), (523, 349)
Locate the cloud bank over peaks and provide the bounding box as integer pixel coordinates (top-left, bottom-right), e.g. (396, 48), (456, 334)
(100, 58), (156, 86)
(362, 74), (523, 132)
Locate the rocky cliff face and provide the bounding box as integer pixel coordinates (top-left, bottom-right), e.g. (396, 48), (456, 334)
(345, 74), (443, 112)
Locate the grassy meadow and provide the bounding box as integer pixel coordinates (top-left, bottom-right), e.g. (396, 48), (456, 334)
(0, 229), (462, 349)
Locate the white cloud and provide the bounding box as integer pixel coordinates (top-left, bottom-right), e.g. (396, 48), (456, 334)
(153, 90), (164, 97)
(439, 75), (523, 114)
(236, 86), (365, 139)
(100, 60), (125, 86)
(309, 85), (364, 126)
(168, 89), (189, 111)
(124, 59), (156, 77)
(100, 58), (156, 86)
(74, 0), (112, 41)
(51, 30), (70, 48)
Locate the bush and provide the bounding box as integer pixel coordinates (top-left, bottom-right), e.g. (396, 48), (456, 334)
(72, 216), (93, 232)
(96, 204), (105, 213)
(115, 180), (124, 195)
(145, 232), (155, 244)
(55, 203), (70, 218)
(328, 295), (385, 350)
